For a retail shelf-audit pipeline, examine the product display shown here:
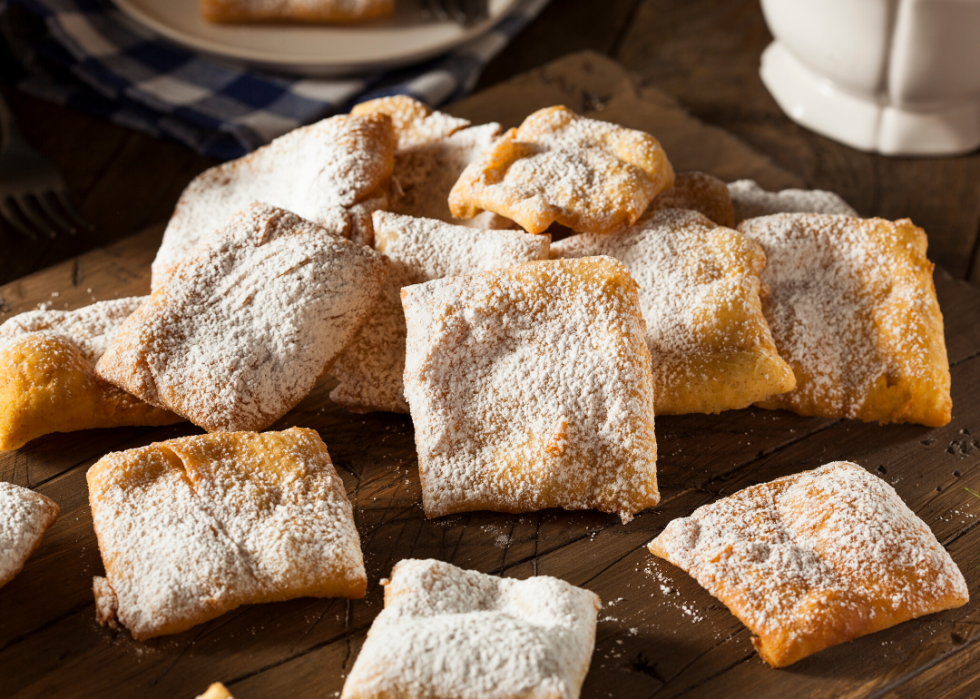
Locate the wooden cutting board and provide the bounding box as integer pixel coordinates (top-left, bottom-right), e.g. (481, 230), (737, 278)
(2, 52), (979, 699)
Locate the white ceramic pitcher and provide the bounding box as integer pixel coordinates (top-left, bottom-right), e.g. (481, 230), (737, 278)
(760, 0), (980, 156)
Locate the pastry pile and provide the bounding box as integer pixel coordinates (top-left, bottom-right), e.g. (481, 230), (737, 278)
(0, 96), (966, 687)
(202, 0), (395, 24)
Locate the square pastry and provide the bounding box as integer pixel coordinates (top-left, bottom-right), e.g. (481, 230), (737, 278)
(0, 481), (59, 588)
(402, 256), (659, 521)
(89, 427), (366, 641)
(0, 298), (182, 451)
(342, 559), (601, 699)
(552, 209), (795, 415)
(152, 112), (395, 288)
(97, 203), (389, 433)
(649, 461), (969, 668)
(449, 106), (674, 234)
(738, 214), (951, 426)
(330, 211), (550, 413)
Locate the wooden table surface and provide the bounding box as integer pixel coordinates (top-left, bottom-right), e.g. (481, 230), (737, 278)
(1, 5), (980, 699)
(2, 51), (980, 699)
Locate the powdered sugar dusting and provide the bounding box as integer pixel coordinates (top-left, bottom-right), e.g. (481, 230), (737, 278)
(0, 481), (59, 587)
(649, 461), (968, 666)
(88, 428), (365, 640)
(330, 212), (550, 413)
(450, 106), (674, 234)
(402, 256), (659, 521)
(728, 179), (857, 225)
(738, 213), (950, 425)
(352, 95), (470, 150)
(552, 209), (794, 414)
(0, 297), (144, 364)
(391, 123), (513, 229)
(152, 113), (394, 289)
(342, 559), (600, 699)
(98, 203), (389, 433)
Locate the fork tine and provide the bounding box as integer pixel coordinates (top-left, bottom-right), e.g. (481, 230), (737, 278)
(54, 190), (93, 231)
(0, 198), (38, 240)
(442, 0), (464, 22)
(20, 194), (59, 239)
(426, 0), (451, 21)
(39, 191), (78, 235)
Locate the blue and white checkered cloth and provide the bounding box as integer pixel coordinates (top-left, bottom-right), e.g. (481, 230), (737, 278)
(5, 0), (549, 159)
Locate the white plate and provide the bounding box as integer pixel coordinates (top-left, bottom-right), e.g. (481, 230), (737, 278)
(111, 0), (520, 76)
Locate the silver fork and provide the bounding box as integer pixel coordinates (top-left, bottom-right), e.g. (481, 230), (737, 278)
(0, 91), (92, 240)
(422, 0), (489, 25)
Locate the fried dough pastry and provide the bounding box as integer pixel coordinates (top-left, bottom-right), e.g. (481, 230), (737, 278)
(89, 427), (366, 641)
(352, 96), (470, 150)
(0, 481), (59, 588)
(342, 559), (601, 699)
(152, 112), (395, 288)
(0, 299), (182, 451)
(196, 684), (234, 699)
(646, 171), (735, 228)
(0, 297), (144, 363)
(729, 179), (857, 225)
(203, 0), (393, 23)
(402, 256), (659, 522)
(649, 461), (969, 668)
(98, 204), (389, 433)
(355, 96), (512, 228)
(449, 106), (675, 234)
(330, 212), (550, 413)
(553, 209), (795, 415)
(738, 214), (951, 426)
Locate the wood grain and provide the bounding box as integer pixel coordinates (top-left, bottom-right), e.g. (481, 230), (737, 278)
(1, 53), (979, 699)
